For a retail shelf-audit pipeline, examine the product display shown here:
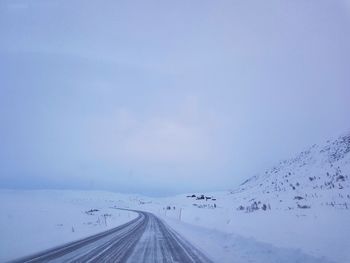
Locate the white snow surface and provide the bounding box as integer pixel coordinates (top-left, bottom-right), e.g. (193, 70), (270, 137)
(0, 190), (139, 262)
(152, 201), (348, 263)
(1, 133), (350, 262)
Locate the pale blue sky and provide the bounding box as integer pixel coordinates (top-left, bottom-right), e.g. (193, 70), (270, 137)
(1, 0), (350, 196)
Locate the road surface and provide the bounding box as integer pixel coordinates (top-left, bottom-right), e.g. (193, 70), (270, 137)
(12, 210), (212, 263)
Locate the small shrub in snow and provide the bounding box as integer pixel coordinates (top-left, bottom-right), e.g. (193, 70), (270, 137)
(237, 205), (244, 211)
(297, 204), (311, 209)
(336, 175), (345, 182)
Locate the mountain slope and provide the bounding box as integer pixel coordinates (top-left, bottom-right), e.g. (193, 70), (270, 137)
(231, 133), (350, 212)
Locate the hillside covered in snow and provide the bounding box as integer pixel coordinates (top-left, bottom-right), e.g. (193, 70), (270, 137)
(231, 132), (350, 212)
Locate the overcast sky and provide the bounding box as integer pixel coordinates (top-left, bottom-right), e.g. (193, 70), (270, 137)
(0, 0), (349, 196)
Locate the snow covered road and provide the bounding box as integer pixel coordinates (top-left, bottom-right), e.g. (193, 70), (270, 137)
(11, 210), (212, 263)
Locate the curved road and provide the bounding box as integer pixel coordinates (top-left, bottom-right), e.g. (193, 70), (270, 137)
(12, 210), (212, 263)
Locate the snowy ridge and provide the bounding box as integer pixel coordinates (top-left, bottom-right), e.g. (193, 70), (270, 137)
(231, 133), (350, 212)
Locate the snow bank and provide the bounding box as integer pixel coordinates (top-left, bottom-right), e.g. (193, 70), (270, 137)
(155, 205), (349, 263)
(162, 216), (334, 263)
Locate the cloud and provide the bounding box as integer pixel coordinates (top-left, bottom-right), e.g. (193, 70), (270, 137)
(124, 118), (209, 163)
(89, 96), (215, 166)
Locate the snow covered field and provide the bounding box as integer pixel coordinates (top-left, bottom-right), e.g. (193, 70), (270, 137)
(0, 190), (138, 262)
(150, 195), (349, 263)
(1, 188), (349, 263)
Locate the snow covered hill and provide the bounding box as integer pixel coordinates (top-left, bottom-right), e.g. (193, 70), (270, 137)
(231, 132), (350, 212)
